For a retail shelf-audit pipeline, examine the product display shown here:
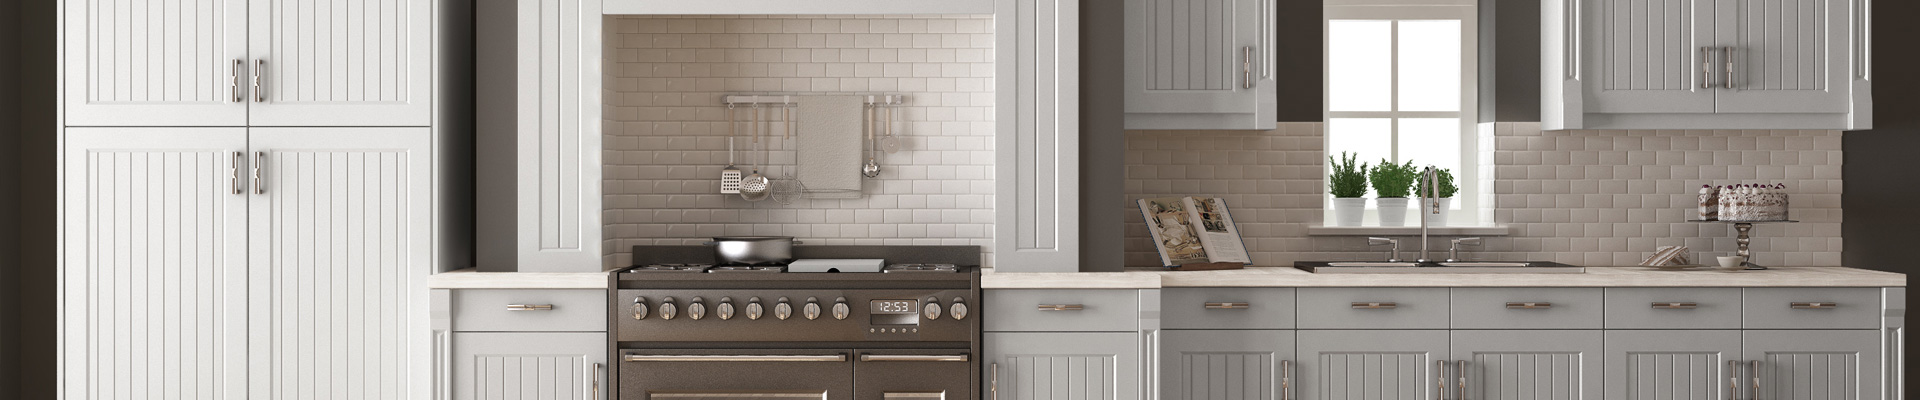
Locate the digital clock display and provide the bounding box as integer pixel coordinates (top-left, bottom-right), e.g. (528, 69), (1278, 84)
(870, 299), (919, 315)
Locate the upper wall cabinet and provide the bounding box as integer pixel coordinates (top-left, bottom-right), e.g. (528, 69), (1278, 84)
(1123, 0), (1276, 130)
(1543, 0), (1870, 130)
(64, 0), (434, 127)
(994, 0), (1082, 271)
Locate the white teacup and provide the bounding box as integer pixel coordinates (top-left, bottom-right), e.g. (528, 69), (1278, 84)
(1716, 256), (1746, 270)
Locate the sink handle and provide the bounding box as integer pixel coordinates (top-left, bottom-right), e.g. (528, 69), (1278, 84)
(1367, 237), (1401, 262)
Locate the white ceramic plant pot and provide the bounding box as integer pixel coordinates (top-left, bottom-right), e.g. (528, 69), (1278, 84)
(1421, 197), (1453, 226)
(1331, 197), (1367, 227)
(1376, 197), (1410, 227)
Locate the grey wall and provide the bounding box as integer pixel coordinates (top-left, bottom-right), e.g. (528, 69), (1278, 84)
(0, 0), (21, 393)
(3, 0), (59, 398)
(1842, 2), (1919, 282)
(1081, 1), (1127, 271)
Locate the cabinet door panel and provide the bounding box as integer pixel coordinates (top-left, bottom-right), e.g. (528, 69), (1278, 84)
(985, 332), (1142, 400)
(61, 128), (252, 399)
(1452, 330), (1601, 400)
(1584, 0), (1716, 114)
(453, 332), (608, 400)
(1715, 0), (1852, 113)
(63, 0), (250, 126)
(247, 128), (432, 400)
(1160, 330), (1294, 400)
(1744, 330), (1882, 400)
(993, 0), (1080, 271)
(1295, 330), (1449, 400)
(247, 0), (433, 126)
(1604, 330), (1742, 400)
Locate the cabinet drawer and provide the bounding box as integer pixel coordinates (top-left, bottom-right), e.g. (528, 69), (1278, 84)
(1297, 288), (1449, 329)
(1742, 288), (1882, 329)
(985, 289), (1142, 332)
(1604, 288), (1742, 329)
(1162, 288), (1296, 329)
(453, 289), (607, 332)
(1451, 288), (1602, 329)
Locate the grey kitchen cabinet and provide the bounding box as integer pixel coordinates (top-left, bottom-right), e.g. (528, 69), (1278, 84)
(452, 332), (609, 400)
(62, 0), (435, 127)
(1294, 330), (1450, 400)
(1604, 330), (1743, 400)
(1123, 0), (1275, 130)
(985, 332), (1145, 400)
(1157, 330), (1295, 400)
(1452, 330), (1602, 400)
(1743, 330), (1884, 400)
(991, 0), (1083, 271)
(1542, 0), (1870, 130)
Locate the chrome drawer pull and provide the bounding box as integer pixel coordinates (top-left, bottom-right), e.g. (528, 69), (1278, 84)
(859, 354), (970, 362)
(623, 354), (847, 362)
(1505, 302), (1552, 309)
(1790, 302), (1837, 309)
(1037, 304), (1084, 311)
(506, 304), (554, 311)
(1204, 302), (1251, 309)
(1652, 302), (1699, 309)
(1352, 302), (1397, 309)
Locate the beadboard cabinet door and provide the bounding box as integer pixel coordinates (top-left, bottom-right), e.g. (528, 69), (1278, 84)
(1158, 330), (1294, 400)
(993, 0), (1080, 272)
(452, 332), (608, 400)
(1603, 330), (1742, 400)
(247, 0), (434, 126)
(1580, 0), (1717, 115)
(1744, 330), (1883, 400)
(1122, 0), (1275, 130)
(1294, 330), (1449, 400)
(246, 128), (432, 400)
(1713, 0), (1856, 114)
(1451, 330), (1602, 400)
(985, 332), (1143, 400)
(62, 0), (251, 126)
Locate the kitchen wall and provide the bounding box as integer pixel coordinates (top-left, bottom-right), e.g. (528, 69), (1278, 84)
(599, 15), (998, 268)
(1123, 123), (1845, 267)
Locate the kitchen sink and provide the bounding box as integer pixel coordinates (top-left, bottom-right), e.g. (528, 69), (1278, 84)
(1294, 261), (1584, 274)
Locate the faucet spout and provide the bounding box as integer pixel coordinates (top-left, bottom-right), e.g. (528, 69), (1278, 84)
(1417, 167), (1438, 262)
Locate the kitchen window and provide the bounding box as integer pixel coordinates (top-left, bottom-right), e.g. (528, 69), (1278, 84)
(1324, 0), (1480, 226)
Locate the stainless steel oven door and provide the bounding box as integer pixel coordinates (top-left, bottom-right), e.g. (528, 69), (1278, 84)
(852, 350), (973, 400)
(619, 349), (852, 400)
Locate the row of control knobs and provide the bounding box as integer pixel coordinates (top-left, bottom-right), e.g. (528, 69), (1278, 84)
(629, 296), (969, 321)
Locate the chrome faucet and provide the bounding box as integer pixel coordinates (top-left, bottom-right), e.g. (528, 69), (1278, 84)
(1368, 237), (1401, 262)
(1416, 167), (1441, 262)
(1447, 237), (1482, 262)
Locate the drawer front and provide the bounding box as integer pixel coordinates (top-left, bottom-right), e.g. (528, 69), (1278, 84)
(453, 289), (608, 332)
(1162, 288), (1296, 329)
(1296, 288), (1449, 329)
(1604, 288), (1742, 329)
(985, 289), (1141, 332)
(1742, 288), (1882, 329)
(1451, 288), (1602, 329)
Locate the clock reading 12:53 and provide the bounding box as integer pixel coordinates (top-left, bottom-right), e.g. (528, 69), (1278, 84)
(870, 299), (919, 314)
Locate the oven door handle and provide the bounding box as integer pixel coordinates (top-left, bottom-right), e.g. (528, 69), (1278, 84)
(858, 354), (971, 362)
(622, 354), (848, 362)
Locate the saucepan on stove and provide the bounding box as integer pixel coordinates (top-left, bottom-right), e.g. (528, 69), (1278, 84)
(703, 236), (804, 265)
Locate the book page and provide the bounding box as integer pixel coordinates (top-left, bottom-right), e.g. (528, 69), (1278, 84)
(1185, 197), (1251, 264)
(1137, 197), (1209, 266)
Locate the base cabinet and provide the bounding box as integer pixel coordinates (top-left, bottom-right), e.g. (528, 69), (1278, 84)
(984, 332), (1143, 400)
(1158, 330), (1295, 400)
(1294, 330), (1450, 400)
(1745, 330), (1884, 400)
(1453, 330), (1603, 400)
(451, 332), (608, 400)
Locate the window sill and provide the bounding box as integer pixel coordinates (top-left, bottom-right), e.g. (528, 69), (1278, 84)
(1306, 225), (1511, 236)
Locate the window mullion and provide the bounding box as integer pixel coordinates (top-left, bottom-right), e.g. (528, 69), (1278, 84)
(1388, 20), (1400, 163)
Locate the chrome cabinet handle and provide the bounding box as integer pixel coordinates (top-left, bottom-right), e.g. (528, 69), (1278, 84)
(1352, 302), (1397, 309)
(252, 151), (264, 194)
(1457, 360), (1468, 400)
(1241, 46), (1253, 89)
(1751, 360), (1761, 400)
(1723, 47), (1734, 89)
(1653, 302), (1699, 309)
(991, 363), (1000, 400)
(1700, 47), (1711, 89)
(1728, 360), (1739, 400)
(231, 59), (242, 102)
(506, 304), (554, 311)
(1204, 302), (1251, 309)
(1281, 359), (1292, 400)
(859, 354), (969, 362)
(1505, 302), (1552, 309)
(253, 59), (265, 102)
(1435, 360), (1447, 400)
(591, 362), (602, 400)
(1790, 302), (1838, 309)
(230, 152), (242, 194)
(1037, 304), (1084, 311)
(622, 354), (846, 362)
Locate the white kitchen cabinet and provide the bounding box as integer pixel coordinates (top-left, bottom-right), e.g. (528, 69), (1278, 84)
(1122, 0), (1275, 130)
(1543, 0), (1870, 130)
(993, 0), (1081, 271)
(986, 332), (1144, 400)
(61, 0), (434, 127)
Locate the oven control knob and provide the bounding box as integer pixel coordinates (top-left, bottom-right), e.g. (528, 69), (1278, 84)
(831, 298), (851, 320)
(688, 297), (708, 320)
(924, 302), (943, 320)
(659, 297), (679, 320)
(746, 297), (765, 320)
(803, 300), (822, 321)
(775, 299), (794, 320)
(716, 297), (736, 321)
(631, 297), (650, 320)
(950, 298), (969, 320)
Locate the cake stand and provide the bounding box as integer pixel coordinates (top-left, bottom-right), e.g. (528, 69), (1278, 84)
(1687, 220), (1798, 270)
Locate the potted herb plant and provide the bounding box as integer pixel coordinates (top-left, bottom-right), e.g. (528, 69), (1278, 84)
(1327, 152), (1370, 226)
(1416, 167), (1460, 226)
(1369, 159), (1419, 226)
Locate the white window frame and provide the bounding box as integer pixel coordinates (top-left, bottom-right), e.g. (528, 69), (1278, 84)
(1323, 0), (1482, 226)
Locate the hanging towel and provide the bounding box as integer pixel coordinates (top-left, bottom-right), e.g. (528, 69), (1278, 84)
(798, 96), (865, 199)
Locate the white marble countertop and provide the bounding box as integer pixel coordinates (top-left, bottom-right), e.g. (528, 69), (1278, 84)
(425, 268), (616, 289)
(983, 266), (1905, 289)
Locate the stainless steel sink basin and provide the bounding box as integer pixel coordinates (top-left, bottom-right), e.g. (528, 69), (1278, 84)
(1295, 261), (1584, 274)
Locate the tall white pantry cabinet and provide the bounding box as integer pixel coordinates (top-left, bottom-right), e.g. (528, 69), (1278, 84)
(56, 0), (472, 400)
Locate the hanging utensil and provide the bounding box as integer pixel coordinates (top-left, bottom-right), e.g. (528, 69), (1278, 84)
(862, 103), (882, 178)
(720, 105), (743, 194)
(739, 104), (772, 201)
(880, 97), (900, 154)
(772, 105), (805, 205)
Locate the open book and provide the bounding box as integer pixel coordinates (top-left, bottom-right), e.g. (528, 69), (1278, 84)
(1136, 197), (1252, 267)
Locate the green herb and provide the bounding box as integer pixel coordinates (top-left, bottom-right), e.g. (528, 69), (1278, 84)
(1369, 159), (1419, 198)
(1327, 152), (1370, 198)
(1416, 167), (1459, 198)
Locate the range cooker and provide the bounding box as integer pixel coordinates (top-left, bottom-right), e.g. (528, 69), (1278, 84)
(611, 245), (982, 400)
